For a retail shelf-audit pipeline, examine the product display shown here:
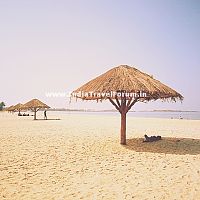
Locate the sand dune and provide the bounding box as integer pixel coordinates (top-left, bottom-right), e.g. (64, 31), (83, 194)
(0, 112), (200, 199)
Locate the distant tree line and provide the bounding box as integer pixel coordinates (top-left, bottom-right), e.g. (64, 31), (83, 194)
(0, 102), (5, 111)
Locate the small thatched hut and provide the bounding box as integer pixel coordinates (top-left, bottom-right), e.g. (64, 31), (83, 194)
(72, 65), (183, 145)
(22, 99), (50, 120)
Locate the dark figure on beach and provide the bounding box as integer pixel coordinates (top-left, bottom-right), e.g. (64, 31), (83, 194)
(143, 134), (161, 142)
(44, 110), (47, 120)
(23, 113), (29, 116)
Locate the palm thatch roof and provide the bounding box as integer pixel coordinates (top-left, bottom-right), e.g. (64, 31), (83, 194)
(12, 103), (24, 112)
(22, 99), (50, 109)
(6, 105), (15, 111)
(72, 65), (183, 102)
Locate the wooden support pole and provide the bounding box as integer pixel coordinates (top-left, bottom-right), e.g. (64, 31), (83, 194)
(109, 96), (139, 145)
(120, 109), (126, 145)
(108, 98), (121, 113)
(34, 108), (37, 120)
(120, 97), (127, 145)
(126, 97), (139, 112)
(115, 96), (121, 108)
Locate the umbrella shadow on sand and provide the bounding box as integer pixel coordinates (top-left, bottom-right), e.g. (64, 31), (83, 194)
(125, 137), (200, 155)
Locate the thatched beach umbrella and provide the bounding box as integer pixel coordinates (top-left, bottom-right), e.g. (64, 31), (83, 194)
(6, 105), (15, 112)
(12, 103), (24, 114)
(22, 99), (50, 120)
(72, 65), (183, 145)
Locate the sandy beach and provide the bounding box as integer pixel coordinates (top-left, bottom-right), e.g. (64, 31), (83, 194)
(0, 112), (200, 200)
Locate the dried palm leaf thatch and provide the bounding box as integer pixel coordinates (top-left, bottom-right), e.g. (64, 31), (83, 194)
(22, 99), (50, 109)
(12, 103), (24, 112)
(6, 105), (15, 112)
(72, 65), (183, 102)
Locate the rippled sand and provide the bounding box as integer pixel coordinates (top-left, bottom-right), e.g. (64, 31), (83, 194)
(0, 112), (200, 200)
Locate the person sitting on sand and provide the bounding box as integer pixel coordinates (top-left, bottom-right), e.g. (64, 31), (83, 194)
(23, 113), (29, 116)
(143, 134), (161, 142)
(44, 110), (47, 120)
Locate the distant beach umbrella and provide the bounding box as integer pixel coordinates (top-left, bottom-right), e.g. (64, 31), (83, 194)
(12, 103), (24, 114)
(6, 105), (15, 112)
(22, 99), (50, 120)
(72, 65), (183, 145)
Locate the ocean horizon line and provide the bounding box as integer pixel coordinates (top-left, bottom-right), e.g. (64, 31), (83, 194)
(47, 108), (200, 113)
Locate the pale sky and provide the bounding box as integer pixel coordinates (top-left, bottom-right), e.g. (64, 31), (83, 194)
(1, 0), (200, 111)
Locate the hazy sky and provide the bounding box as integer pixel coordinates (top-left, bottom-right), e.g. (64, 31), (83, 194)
(1, 0), (200, 111)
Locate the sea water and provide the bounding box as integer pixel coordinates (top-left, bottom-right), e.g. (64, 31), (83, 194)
(48, 111), (200, 120)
